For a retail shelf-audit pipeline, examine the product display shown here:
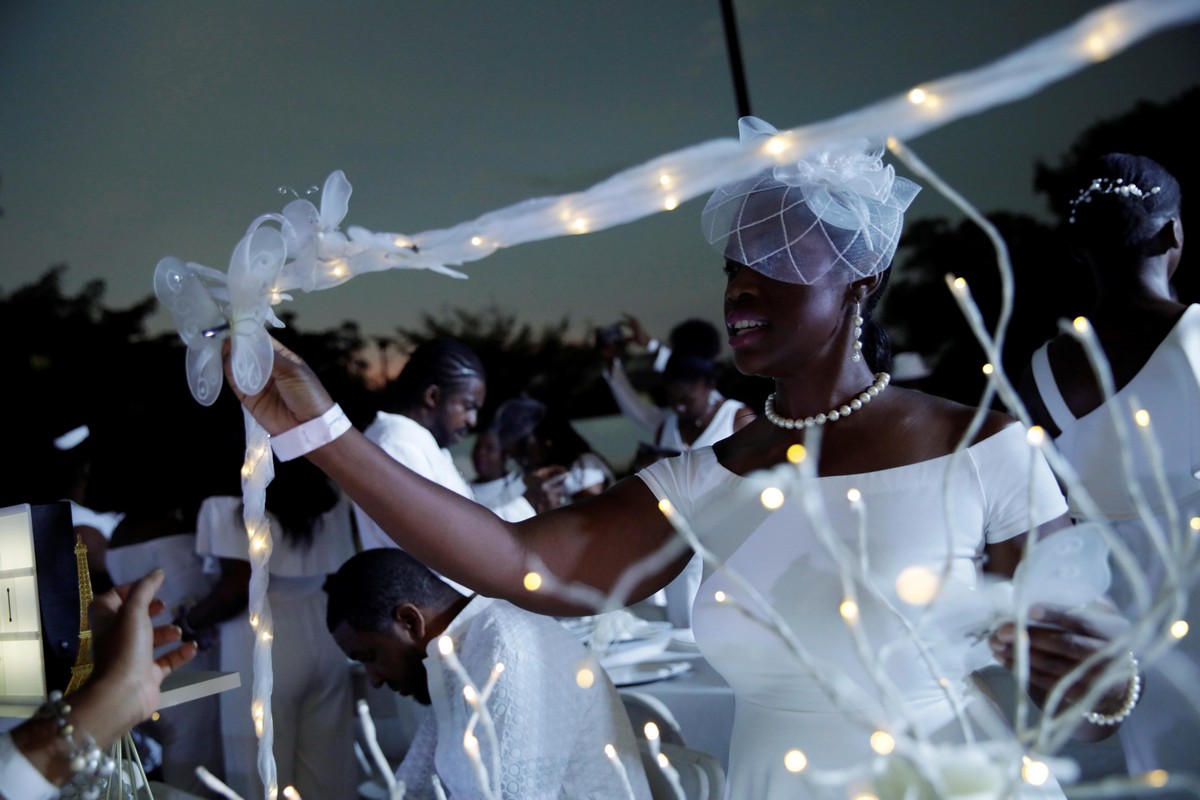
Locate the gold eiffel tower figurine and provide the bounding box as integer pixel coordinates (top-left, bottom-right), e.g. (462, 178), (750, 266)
(64, 533), (94, 695)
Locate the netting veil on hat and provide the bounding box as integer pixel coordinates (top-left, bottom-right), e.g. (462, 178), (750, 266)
(701, 117), (920, 285)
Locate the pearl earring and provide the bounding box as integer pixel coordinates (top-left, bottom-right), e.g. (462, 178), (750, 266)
(851, 301), (864, 363)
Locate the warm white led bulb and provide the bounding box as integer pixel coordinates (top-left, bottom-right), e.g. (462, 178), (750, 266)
(760, 487), (785, 510)
(1022, 759), (1050, 786)
(895, 566), (940, 605)
(783, 749), (807, 773)
(1144, 770), (1169, 788)
(839, 599), (859, 622)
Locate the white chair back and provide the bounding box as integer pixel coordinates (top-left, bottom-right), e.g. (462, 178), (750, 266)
(620, 689), (687, 746)
(637, 741), (725, 800)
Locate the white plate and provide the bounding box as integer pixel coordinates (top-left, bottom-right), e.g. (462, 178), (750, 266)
(606, 660), (693, 687)
(599, 628), (673, 669)
(669, 628), (700, 652)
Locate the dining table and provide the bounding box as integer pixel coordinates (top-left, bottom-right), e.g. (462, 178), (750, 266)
(618, 649), (734, 772)
(597, 610), (736, 773)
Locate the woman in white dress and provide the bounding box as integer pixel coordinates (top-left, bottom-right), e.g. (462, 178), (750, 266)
(601, 315), (750, 452)
(189, 459), (358, 800)
(1022, 154), (1196, 790)
(230, 120), (1132, 798)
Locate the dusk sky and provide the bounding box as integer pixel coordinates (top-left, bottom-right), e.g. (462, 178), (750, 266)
(2, 1), (1197, 348)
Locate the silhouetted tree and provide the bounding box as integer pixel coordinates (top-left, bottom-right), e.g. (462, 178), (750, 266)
(884, 213), (1083, 405)
(0, 267), (375, 512)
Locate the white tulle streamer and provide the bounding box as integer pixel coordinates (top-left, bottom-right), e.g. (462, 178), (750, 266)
(159, 0), (1199, 406)
(242, 409), (279, 799)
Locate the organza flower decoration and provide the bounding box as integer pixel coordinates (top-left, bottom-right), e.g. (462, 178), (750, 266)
(278, 169), (353, 292)
(701, 117), (920, 285)
(153, 257), (229, 407)
(227, 223), (287, 396)
(155, 222), (288, 402)
(914, 522), (1114, 660)
(345, 225), (468, 280)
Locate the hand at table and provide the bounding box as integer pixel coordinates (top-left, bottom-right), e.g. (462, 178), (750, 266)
(524, 466), (568, 513)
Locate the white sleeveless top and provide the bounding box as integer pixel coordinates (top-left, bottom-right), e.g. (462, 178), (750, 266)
(1029, 305), (1200, 521)
(657, 397), (745, 452)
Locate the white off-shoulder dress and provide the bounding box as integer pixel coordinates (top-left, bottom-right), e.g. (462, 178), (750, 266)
(638, 424), (1067, 799)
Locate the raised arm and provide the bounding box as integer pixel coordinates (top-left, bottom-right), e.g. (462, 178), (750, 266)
(602, 355), (666, 434)
(232, 339), (686, 615)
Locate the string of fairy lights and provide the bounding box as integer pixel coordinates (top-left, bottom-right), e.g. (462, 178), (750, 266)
(157, 1), (1200, 797)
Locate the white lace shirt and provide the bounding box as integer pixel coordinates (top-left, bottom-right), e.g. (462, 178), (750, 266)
(397, 597), (651, 799)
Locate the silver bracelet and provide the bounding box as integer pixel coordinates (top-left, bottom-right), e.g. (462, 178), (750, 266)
(269, 403), (351, 461)
(36, 690), (115, 799)
(1082, 653), (1142, 726)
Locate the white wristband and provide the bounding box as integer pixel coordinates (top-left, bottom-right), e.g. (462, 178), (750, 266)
(270, 404), (351, 461)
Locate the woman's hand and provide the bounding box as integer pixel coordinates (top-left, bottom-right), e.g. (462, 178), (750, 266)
(989, 605), (1134, 739)
(622, 313), (651, 348)
(223, 336), (335, 435)
(82, 571), (199, 747)
(524, 466), (568, 513)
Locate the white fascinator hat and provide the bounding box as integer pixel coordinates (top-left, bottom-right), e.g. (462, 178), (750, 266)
(701, 117), (921, 285)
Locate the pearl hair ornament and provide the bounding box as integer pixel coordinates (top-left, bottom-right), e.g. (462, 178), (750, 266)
(1068, 177), (1161, 224)
(1082, 653), (1142, 726)
(764, 373), (891, 430)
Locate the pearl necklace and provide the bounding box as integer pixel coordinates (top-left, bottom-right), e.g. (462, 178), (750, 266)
(763, 373), (891, 430)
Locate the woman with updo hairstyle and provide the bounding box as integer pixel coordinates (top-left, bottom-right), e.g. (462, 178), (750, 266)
(1023, 153), (1195, 785)
(234, 119), (1127, 798)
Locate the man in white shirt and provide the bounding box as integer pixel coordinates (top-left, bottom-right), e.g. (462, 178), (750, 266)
(355, 338), (534, 557)
(327, 549), (651, 800)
